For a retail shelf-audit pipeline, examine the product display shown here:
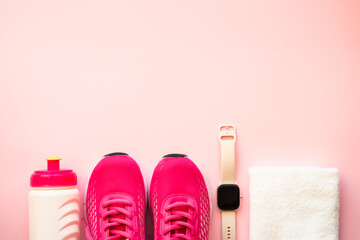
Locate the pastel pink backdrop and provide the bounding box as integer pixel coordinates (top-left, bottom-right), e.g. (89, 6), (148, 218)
(0, 0), (359, 239)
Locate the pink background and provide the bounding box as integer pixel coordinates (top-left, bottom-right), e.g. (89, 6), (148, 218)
(0, 0), (359, 239)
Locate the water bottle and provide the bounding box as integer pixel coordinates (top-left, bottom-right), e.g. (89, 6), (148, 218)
(29, 157), (80, 240)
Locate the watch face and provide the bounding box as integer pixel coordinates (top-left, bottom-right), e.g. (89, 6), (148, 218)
(217, 184), (240, 210)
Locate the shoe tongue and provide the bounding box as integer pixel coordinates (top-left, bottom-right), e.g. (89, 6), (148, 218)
(108, 203), (127, 240)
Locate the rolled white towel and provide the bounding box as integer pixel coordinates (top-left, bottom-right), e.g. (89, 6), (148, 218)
(249, 167), (339, 240)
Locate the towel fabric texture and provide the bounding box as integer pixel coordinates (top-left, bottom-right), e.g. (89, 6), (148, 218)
(249, 167), (339, 240)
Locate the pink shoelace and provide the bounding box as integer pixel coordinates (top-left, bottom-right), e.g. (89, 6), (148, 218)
(102, 198), (134, 240)
(84, 198), (134, 240)
(163, 201), (196, 240)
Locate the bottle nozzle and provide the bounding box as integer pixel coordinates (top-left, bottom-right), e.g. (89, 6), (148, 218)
(46, 157), (61, 171)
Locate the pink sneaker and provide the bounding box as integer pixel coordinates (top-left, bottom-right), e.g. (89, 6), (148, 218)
(150, 154), (211, 240)
(84, 153), (146, 240)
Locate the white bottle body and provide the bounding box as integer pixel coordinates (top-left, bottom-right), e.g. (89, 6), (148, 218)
(29, 187), (80, 240)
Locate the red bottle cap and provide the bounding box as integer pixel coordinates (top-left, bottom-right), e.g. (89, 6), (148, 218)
(30, 157), (77, 187)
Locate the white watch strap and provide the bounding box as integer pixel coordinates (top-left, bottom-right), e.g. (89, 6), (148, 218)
(219, 124), (237, 240)
(219, 125), (236, 183)
(222, 211), (236, 240)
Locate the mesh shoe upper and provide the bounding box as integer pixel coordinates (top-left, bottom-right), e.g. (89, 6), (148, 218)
(150, 155), (211, 240)
(85, 154), (146, 240)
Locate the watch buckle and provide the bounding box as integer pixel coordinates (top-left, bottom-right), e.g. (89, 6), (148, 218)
(219, 124), (236, 141)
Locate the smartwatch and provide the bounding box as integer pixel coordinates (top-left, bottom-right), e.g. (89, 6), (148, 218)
(217, 124), (240, 240)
